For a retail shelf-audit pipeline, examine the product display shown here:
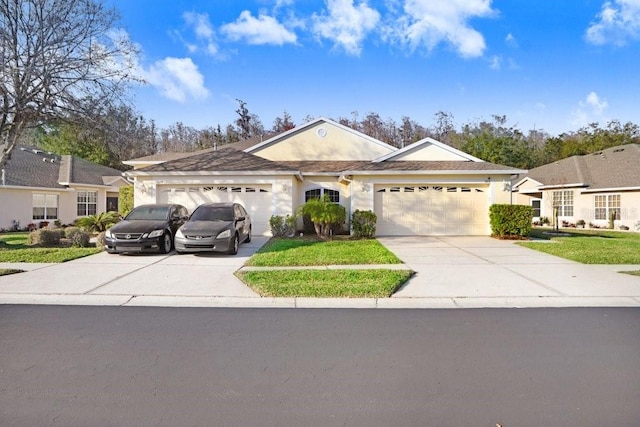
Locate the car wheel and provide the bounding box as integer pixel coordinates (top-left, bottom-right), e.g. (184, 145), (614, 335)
(227, 233), (239, 255)
(159, 232), (172, 254)
(244, 227), (251, 243)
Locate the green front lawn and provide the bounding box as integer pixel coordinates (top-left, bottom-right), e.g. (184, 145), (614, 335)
(236, 269), (413, 298)
(0, 232), (100, 263)
(246, 237), (402, 266)
(0, 268), (24, 276)
(518, 229), (640, 264)
(238, 237), (412, 298)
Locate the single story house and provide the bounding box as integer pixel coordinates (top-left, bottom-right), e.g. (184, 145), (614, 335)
(0, 146), (129, 230)
(125, 117), (525, 236)
(513, 143), (640, 230)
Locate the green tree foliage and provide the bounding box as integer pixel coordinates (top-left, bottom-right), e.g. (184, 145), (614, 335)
(298, 195), (346, 239)
(119, 186), (134, 216)
(75, 211), (120, 233)
(489, 204), (533, 238)
(351, 210), (377, 239)
(0, 0), (139, 167)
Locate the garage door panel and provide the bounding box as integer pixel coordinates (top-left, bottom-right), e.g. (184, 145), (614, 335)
(375, 185), (488, 236)
(159, 185), (272, 235)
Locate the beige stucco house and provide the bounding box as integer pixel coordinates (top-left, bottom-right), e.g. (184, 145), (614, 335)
(513, 143), (640, 230)
(0, 146), (129, 230)
(125, 117), (525, 236)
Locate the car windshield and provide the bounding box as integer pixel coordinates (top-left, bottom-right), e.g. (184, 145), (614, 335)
(190, 206), (234, 222)
(125, 206), (170, 221)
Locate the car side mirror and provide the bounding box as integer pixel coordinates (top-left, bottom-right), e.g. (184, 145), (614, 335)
(237, 216), (245, 222)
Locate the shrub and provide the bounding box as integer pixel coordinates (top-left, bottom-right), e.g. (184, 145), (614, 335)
(95, 231), (106, 251)
(352, 210), (377, 239)
(119, 186), (134, 217)
(298, 195), (346, 239)
(75, 211), (120, 233)
(269, 215), (297, 237)
(29, 228), (63, 246)
(66, 228), (91, 247)
(489, 204), (533, 238)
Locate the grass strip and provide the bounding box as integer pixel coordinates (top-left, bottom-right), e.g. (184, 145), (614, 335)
(0, 268), (24, 276)
(236, 269), (413, 298)
(0, 247), (101, 263)
(246, 238), (402, 266)
(620, 270), (640, 277)
(518, 229), (640, 264)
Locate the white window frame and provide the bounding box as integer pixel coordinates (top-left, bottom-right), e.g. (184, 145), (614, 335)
(77, 190), (98, 216)
(594, 194), (620, 220)
(32, 193), (59, 220)
(552, 190), (573, 216)
(305, 188), (340, 203)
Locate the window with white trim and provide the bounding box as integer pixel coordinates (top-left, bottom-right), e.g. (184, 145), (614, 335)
(33, 194), (58, 220)
(305, 188), (340, 203)
(552, 190), (573, 216)
(594, 194), (620, 220)
(77, 191), (97, 216)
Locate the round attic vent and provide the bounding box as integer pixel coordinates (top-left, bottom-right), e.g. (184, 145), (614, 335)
(316, 127), (327, 138)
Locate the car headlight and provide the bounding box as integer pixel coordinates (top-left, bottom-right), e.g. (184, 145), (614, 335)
(216, 229), (231, 239)
(175, 228), (184, 238)
(148, 229), (164, 238)
(105, 229), (113, 238)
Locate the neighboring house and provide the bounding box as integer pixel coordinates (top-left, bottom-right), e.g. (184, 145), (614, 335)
(513, 143), (640, 230)
(125, 117), (525, 236)
(0, 146), (130, 230)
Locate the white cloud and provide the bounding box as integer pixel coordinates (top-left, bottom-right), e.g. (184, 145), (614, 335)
(572, 91), (609, 127)
(221, 10), (297, 45)
(505, 32), (518, 47)
(142, 57), (209, 103)
(311, 0), (381, 56)
(489, 55), (501, 69)
(586, 0), (640, 45)
(181, 12), (219, 56)
(387, 0), (495, 58)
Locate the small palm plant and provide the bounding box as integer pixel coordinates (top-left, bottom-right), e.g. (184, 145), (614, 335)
(76, 211), (120, 233)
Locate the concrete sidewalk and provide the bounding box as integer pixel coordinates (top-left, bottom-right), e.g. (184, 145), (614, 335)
(0, 236), (639, 308)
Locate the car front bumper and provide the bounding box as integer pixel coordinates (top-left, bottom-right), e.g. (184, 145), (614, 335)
(104, 236), (164, 253)
(174, 236), (233, 253)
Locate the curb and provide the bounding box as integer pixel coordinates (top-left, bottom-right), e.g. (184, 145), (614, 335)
(1, 294), (638, 309)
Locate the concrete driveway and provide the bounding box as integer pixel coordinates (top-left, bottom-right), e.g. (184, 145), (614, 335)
(378, 236), (640, 307)
(0, 235), (639, 308)
(0, 237), (271, 307)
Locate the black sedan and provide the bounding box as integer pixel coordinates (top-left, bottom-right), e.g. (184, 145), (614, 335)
(174, 203), (251, 255)
(104, 204), (189, 254)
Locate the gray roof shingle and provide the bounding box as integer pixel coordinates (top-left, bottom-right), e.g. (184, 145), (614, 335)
(522, 143), (640, 189)
(3, 146), (123, 188)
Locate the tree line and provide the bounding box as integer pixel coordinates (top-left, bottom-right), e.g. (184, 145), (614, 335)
(27, 102), (640, 172)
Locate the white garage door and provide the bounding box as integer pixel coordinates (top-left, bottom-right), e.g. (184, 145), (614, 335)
(374, 185), (489, 236)
(158, 185), (272, 235)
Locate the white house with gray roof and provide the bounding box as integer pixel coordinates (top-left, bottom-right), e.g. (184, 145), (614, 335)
(125, 117), (524, 236)
(513, 143), (640, 230)
(0, 147), (129, 230)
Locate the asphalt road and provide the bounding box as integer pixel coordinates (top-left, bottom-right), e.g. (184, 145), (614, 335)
(1, 306), (639, 426)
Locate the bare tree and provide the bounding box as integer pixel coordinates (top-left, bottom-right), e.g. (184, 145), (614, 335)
(0, 0), (140, 165)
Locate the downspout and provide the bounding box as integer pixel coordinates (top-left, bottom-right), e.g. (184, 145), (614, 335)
(1, 168), (4, 186)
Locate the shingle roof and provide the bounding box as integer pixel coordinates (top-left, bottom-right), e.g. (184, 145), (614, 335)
(137, 147), (299, 173)
(522, 144), (640, 189)
(2, 146), (123, 188)
(277, 160), (522, 173)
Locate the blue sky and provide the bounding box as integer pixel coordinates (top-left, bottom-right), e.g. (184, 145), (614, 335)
(110, 0), (640, 136)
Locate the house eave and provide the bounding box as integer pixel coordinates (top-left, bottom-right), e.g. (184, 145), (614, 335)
(344, 169), (527, 176)
(0, 184), (73, 191)
(538, 183), (588, 190)
(580, 186), (640, 193)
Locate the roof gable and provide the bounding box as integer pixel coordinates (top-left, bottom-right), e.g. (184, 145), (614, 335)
(373, 137), (483, 162)
(245, 117), (396, 161)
